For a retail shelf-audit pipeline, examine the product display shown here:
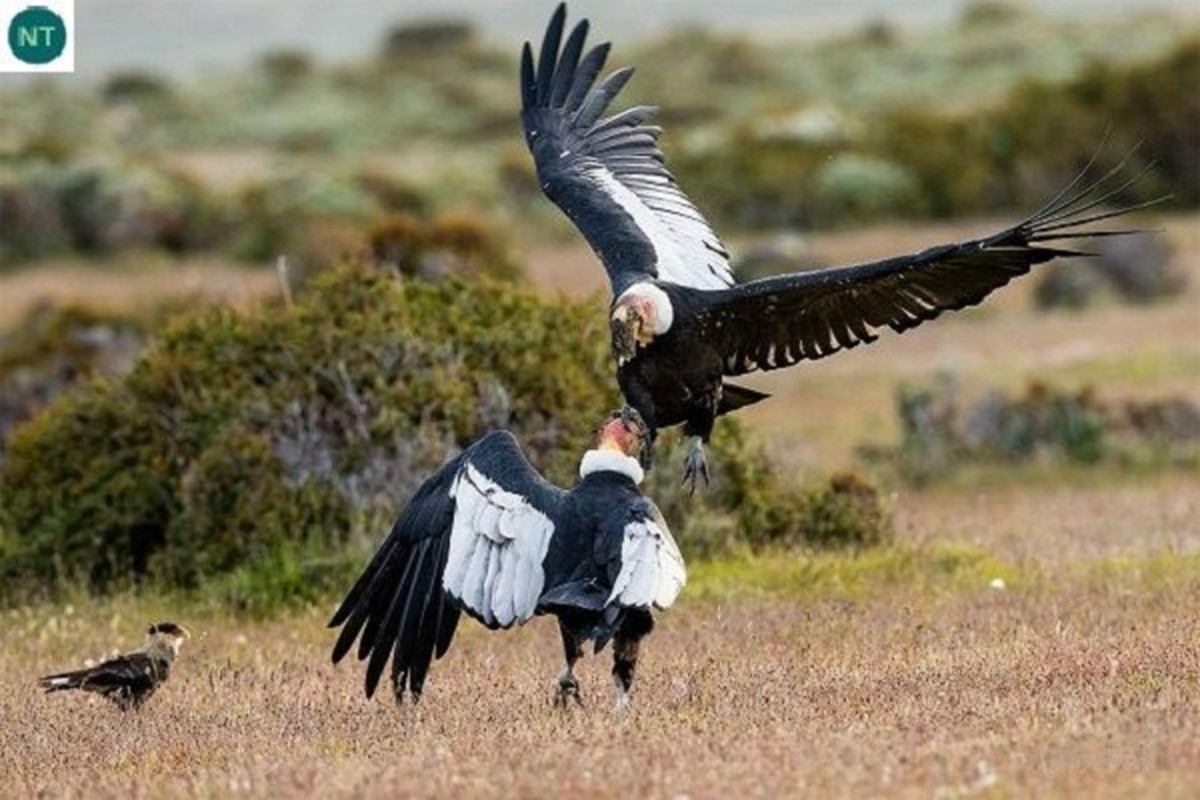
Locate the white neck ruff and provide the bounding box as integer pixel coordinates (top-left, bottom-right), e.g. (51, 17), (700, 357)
(579, 449), (645, 484)
(617, 282), (674, 334)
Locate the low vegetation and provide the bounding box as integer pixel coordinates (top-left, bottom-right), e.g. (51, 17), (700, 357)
(0, 18), (1195, 268)
(1034, 231), (1188, 309)
(0, 304), (160, 462)
(869, 375), (1200, 484)
(0, 254), (891, 610)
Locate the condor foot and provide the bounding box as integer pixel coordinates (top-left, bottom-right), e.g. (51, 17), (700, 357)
(554, 674), (583, 708)
(681, 437), (710, 496)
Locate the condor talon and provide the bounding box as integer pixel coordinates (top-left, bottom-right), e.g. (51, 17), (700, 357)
(681, 437), (710, 496)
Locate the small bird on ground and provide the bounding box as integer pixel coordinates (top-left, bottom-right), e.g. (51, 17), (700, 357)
(520, 4), (1162, 493)
(329, 407), (685, 709)
(39, 622), (190, 711)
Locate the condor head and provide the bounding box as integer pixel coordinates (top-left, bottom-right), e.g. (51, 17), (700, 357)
(610, 284), (673, 367)
(597, 406), (653, 468)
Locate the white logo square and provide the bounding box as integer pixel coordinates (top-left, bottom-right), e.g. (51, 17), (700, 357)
(1, 0), (75, 73)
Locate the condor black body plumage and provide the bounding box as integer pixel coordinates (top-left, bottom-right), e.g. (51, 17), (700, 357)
(329, 411), (685, 707)
(521, 4), (1161, 491)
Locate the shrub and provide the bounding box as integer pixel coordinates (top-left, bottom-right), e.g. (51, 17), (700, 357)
(0, 264), (615, 603)
(959, 0), (1027, 28)
(1033, 261), (1110, 310)
(258, 50), (315, 91)
(380, 18), (475, 60)
(0, 159), (225, 263)
(101, 71), (173, 104)
(0, 305), (152, 463)
(646, 423), (893, 559)
(233, 174), (378, 262)
(872, 375), (1200, 483)
(813, 154), (921, 220)
(365, 212), (524, 283)
(1034, 232), (1185, 310)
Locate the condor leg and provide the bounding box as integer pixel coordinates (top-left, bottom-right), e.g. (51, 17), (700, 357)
(613, 610), (655, 710)
(681, 412), (715, 495)
(555, 620), (585, 708)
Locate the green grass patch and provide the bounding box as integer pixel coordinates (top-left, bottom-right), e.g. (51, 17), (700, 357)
(1081, 551), (1200, 594)
(685, 543), (1017, 604)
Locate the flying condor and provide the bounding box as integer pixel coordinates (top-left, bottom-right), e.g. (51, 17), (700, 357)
(329, 407), (685, 708)
(520, 4), (1161, 492)
(39, 622), (190, 711)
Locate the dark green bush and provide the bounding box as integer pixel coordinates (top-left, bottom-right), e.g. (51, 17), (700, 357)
(0, 264), (615, 603)
(0, 304), (154, 461)
(1006, 38), (1200, 206)
(101, 71), (173, 104)
(674, 37), (1197, 231)
(646, 423), (892, 559)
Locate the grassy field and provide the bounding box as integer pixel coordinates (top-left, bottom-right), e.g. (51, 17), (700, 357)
(3, 541), (1199, 798)
(2, 209), (1198, 797)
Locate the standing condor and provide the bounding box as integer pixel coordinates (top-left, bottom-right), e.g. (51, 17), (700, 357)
(520, 4), (1160, 492)
(39, 622), (190, 711)
(328, 408), (685, 708)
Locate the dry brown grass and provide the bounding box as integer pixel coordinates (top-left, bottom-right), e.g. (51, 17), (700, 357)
(3, 563), (1199, 799)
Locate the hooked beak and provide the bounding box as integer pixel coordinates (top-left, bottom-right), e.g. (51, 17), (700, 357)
(611, 307), (639, 367)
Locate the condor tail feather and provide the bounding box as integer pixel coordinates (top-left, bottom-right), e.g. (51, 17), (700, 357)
(720, 383), (770, 414)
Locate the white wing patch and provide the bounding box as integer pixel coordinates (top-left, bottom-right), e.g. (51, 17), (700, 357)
(443, 463), (555, 628)
(588, 166), (733, 291)
(607, 518), (687, 610)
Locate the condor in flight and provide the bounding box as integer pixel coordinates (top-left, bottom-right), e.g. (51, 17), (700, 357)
(40, 622), (190, 711)
(521, 4), (1159, 491)
(329, 408), (685, 708)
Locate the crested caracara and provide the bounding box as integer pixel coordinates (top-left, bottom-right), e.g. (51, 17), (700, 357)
(39, 622), (190, 711)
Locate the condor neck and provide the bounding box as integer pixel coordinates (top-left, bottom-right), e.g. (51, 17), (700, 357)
(579, 449), (645, 484)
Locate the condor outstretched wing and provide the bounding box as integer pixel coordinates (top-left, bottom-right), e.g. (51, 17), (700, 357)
(679, 162), (1160, 375)
(521, 4), (734, 297)
(329, 431), (566, 699)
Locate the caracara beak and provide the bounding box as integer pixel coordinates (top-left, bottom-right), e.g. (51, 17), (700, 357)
(178, 625), (192, 640)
